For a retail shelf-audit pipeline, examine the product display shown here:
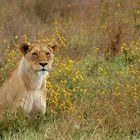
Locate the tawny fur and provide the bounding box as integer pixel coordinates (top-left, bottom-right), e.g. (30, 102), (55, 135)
(0, 42), (57, 115)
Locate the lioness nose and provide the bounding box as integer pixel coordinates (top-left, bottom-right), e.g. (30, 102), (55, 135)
(39, 62), (48, 67)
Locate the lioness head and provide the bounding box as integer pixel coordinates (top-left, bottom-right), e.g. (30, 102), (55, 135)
(20, 42), (57, 75)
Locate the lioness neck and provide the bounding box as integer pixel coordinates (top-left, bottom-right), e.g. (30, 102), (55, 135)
(18, 57), (47, 91)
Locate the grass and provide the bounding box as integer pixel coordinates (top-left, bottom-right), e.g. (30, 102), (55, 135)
(0, 0), (140, 139)
(1, 47), (140, 139)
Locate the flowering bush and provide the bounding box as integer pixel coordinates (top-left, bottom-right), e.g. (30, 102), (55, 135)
(46, 57), (86, 113)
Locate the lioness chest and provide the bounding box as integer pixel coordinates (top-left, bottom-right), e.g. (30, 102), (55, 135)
(0, 74), (46, 115)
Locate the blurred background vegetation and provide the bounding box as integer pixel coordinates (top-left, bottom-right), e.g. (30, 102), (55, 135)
(0, 0), (140, 139)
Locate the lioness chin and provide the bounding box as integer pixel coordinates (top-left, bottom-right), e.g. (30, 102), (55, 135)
(0, 42), (57, 115)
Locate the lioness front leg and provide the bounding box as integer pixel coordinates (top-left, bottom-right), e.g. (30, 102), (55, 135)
(32, 93), (46, 114)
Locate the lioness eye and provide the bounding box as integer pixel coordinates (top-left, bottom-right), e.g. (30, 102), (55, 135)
(46, 52), (50, 55)
(32, 52), (38, 56)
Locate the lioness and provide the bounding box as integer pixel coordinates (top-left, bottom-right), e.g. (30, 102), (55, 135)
(0, 42), (57, 115)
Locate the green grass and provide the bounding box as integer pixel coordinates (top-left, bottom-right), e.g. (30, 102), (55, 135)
(1, 53), (140, 140)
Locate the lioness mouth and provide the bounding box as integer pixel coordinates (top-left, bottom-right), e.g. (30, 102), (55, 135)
(39, 69), (48, 72)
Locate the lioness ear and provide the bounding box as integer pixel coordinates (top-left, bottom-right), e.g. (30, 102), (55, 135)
(48, 42), (58, 52)
(20, 43), (31, 55)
